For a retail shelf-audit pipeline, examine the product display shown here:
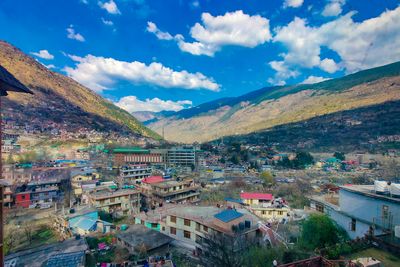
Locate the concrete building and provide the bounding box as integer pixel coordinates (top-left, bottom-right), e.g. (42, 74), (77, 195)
(88, 188), (141, 215)
(240, 192), (290, 221)
(119, 164), (151, 184)
(160, 206), (261, 251)
(113, 147), (165, 166)
(167, 146), (197, 167)
(310, 184), (400, 240)
(149, 179), (200, 204)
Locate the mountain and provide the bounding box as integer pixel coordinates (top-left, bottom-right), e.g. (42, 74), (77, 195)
(132, 110), (175, 125)
(148, 61), (400, 143)
(0, 41), (160, 140)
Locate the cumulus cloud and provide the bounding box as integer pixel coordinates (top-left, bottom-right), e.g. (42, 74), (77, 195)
(67, 26), (85, 42)
(63, 54), (220, 92)
(302, 76), (329, 84)
(98, 0), (120, 15)
(268, 6), (400, 84)
(115, 96), (192, 113)
(31, 50), (54, 60)
(101, 18), (114, 26)
(322, 0), (346, 17)
(147, 10), (271, 56)
(283, 0), (304, 8)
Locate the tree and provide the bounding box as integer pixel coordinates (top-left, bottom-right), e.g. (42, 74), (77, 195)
(23, 222), (35, 244)
(333, 152), (345, 161)
(300, 214), (348, 250)
(260, 171), (275, 186)
(199, 233), (255, 267)
(294, 152), (314, 169)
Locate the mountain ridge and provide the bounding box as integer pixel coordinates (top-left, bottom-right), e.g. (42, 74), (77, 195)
(0, 41), (160, 140)
(148, 61), (400, 143)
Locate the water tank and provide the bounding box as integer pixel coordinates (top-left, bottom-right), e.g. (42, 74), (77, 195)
(390, 183), (400, 198)
(239, 222), (245, 231)
(245, 220), (251, 228)
(374, 180), (389, 194)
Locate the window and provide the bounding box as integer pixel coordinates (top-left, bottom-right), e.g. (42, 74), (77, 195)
(151, 223), (158, 228)
(350, 218), (356, 231)
(203, 225), (208, 233)
(184, 219), (191, 227)
(170, 216), (177, 223)
(170, 227), (176, 235)
(382, 205), (389, 219)
(196, 235), (203, 244)
(110, 198), (115, 203)
(278, 211), (283, 216)
(196, 223), (201, 231)
(316, 203), (324, 213)
(262, 210), (266, 215)
(184, 230), (191, 239)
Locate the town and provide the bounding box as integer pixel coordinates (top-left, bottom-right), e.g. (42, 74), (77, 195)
(1, 134), (400, 266)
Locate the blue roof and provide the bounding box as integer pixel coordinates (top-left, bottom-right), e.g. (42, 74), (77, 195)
(224, 197), (244, 204)
(214, 209), (243, 223)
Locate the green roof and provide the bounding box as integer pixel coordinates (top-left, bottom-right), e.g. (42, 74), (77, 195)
(113, 147), (150, 154)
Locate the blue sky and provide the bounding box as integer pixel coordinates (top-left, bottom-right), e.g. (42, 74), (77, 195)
(1, 0), (399, 113)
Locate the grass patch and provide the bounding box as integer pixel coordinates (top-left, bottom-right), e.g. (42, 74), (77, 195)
(346, 248), (400, 267)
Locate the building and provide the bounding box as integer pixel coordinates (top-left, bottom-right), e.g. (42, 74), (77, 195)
(0, 180), (13, 208)
(88, 188), (141, 215)
(149, 179), (200, 204)
(113, 147), (165, 166)
(116, 224), (172, 255)
(241, 192), (290, 221)
(28, 180), (63, 205)
(160, 206), (261, 251)
(53, 209), (113, 239)
(119, 164), (151, 184)
(71, 168), (100, 196)
(309, 184), (400, 241)
(167, 146), (197, 167)
(1, 164), (32, 184)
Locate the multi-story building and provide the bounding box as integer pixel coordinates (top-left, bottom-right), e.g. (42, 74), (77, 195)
(149, 179), (200, 204)
(112, 147), (165, 166)
(240, 192), (290, 221)
(1, 164), (32, 184)
(167, 146), (197, 167)
(88, 188), (141, 215)
(71, 168), (100, 196)
(309, 183), (400, 241)
(28, 180), (63, 205)
(0, 180), (13, 208)
(160, 206), (261, 251)
(119, 164), (151, 184)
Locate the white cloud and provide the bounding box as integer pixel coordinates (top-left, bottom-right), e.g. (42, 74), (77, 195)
(320, 58), (339, 73)
(63, 54), (220, 92)
(147, 10), (271, 56)
(269, 6), (400, 83)
(66, 26), (85, 42)
(31, 50), (54, 60)
(190, 0), (200, 9)
(322, 0), (346, 17)
(302, 76), (329, 84)
(115, 96), (192, 113)
(283, 0), (304, 8)
(98, 0), (120, 15)
(101, 18), (114, 26)
(146, 22), (174, 40)
(81, 0), (89, 4)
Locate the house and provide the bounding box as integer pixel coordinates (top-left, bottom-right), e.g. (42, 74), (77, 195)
(116, 224), (172, 255)
(119, 164), (151, 184)
(71, 168), (100, 196)
(15, 191), (31, 208)
(309, 183), (400, 242)
(113, 147), (165, 166)
(53, 209), (113, 239)
(160, 206), (262, 251)
(241, 192), (290, 221)
(148, 179), (200, 204)
(88, 188), (141, 215)
(0, 180), (13, 208)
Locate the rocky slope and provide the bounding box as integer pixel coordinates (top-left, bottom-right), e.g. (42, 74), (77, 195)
(0, 41), (160, 139)
(149, 61), (400, 143)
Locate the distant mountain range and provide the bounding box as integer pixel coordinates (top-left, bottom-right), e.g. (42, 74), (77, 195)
(0, 41), (160, 140)
(148, 61), (400, 144)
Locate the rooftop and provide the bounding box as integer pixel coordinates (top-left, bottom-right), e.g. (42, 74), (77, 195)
(340, 184), (400, 204)
(152, 179), (194, 189)
(240, 192), (273, 201)
(117, 224), (172, 252)
(90, 188), (139, 200)
(113, 147), (150, 154)
(143, 176), (165, 184)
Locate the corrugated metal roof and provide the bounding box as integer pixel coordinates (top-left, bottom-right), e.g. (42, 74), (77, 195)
(214, 209), (243, 223)
(143, 176), (164, 184)
(46, 251), (85, 267)
(240, 192), (273, 200)
(113, 147), (150, 154)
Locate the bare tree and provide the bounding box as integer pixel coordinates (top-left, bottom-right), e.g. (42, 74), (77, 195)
(23, 222), (35, 244)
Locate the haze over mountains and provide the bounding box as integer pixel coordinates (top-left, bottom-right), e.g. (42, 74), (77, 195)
(147, 61), (400, 144)
(0, 41), (160, 140)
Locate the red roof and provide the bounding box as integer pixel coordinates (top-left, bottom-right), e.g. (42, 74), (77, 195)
(240, 192), (273, 200)
(143, 176), (164, 184)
